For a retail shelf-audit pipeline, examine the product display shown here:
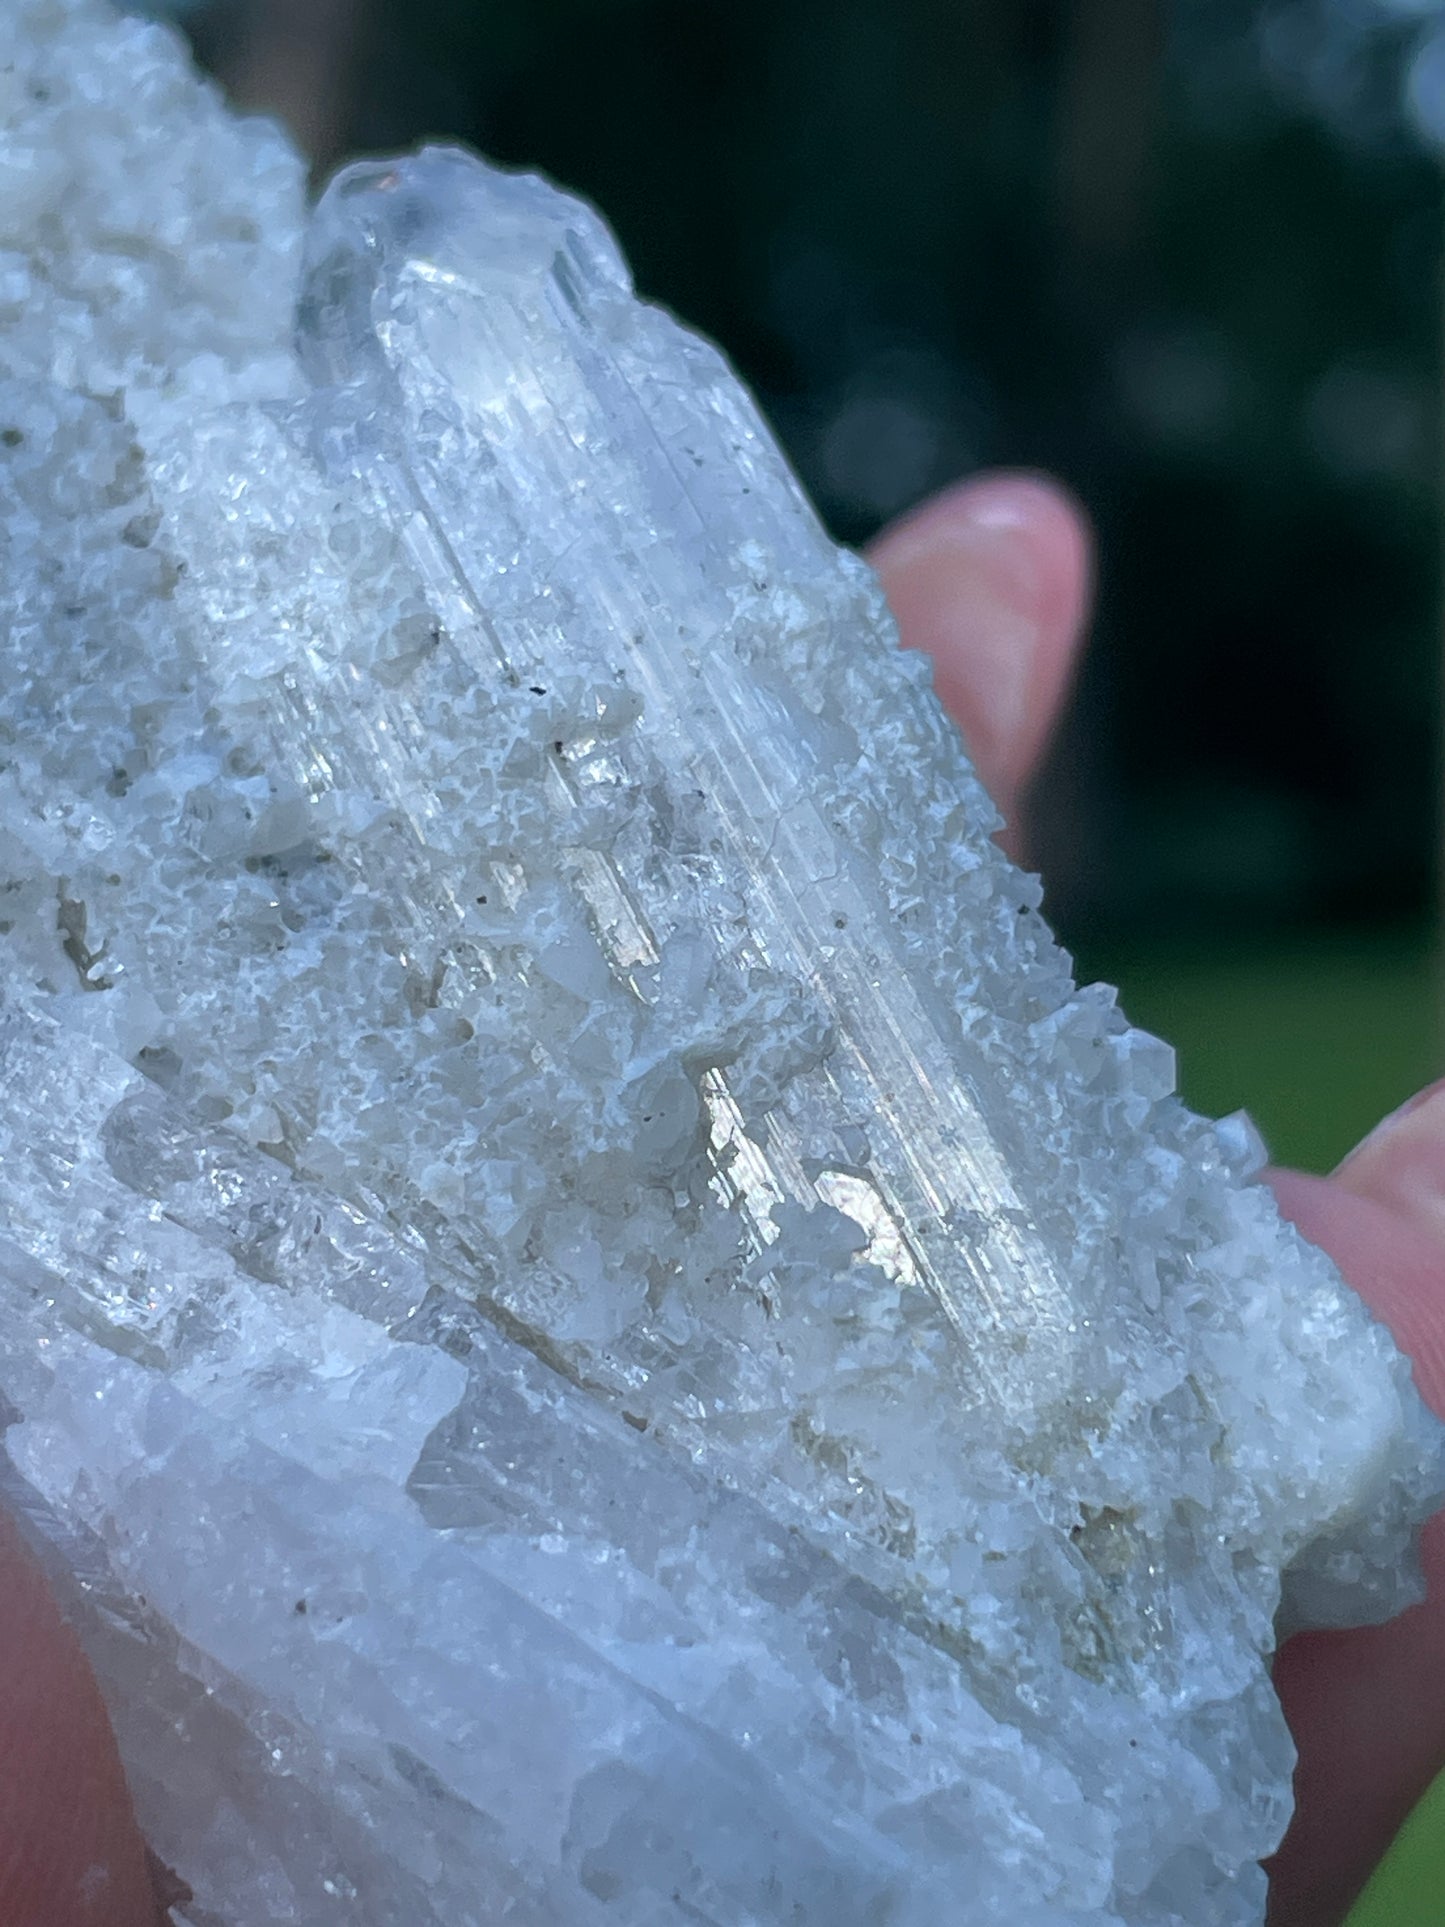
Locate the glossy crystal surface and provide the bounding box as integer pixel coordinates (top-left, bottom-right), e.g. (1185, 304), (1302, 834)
(0, 6), (1440, 1923)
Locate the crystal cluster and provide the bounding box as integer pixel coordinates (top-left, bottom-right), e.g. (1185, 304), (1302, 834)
(0, 4), (1439, 1922)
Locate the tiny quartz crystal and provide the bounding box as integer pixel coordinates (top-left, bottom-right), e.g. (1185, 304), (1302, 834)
(0, 4), (1440, 1923)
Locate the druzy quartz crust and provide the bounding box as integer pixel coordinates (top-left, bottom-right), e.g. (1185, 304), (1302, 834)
(0, 4), (1440, 1922)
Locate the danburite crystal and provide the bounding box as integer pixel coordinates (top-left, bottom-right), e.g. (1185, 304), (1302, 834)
(0, 3), (1438, 1921)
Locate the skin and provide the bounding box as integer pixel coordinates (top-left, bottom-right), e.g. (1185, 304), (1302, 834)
(0, 473), (1436, 1924)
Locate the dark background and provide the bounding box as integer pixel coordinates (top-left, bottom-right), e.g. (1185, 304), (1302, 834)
(142, 0), (1444, 1167)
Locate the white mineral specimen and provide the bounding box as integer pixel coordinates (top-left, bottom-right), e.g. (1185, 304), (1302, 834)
(0, 3), (1439, 1922)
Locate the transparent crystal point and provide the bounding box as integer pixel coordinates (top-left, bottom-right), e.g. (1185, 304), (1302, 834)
(0, 11), (1441, 1922)
(297, 147), (1084, 1424)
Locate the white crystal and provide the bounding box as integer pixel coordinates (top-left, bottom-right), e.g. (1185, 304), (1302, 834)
(0, 4), (1440, 1923)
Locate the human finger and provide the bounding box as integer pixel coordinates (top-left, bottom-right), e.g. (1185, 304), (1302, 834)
(1267, 1163), (1445, 1924)
(868, 472), (1092, 821)
(0, 1505), (159, 1925)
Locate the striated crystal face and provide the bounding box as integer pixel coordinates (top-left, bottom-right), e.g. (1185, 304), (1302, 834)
(0, 5), (1440, 1923)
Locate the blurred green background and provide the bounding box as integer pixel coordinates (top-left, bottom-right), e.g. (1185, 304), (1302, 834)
(152, 0), (1445, 1174)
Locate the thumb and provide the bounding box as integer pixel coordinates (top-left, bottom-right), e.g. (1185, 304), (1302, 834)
(1328, 1080), (1445, 1401)
(0, 1506), (159, 1925)
(1265, 1118), (1445, 1925)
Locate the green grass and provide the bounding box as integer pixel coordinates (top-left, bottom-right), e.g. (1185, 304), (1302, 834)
(1091, 926), (1443, 1921)
(1346, 1766), (1445, 1926)
(1088, 926), (1441, 1174)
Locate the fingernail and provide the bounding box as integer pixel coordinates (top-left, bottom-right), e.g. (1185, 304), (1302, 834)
(871, 479), (1058, 793)
(1333, 1076), (1445, 1231)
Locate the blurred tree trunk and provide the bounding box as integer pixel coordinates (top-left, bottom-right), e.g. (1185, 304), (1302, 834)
(1054, 0), (1162, 263)
(208, 0), (371, 173)
(1026, 0), (1162, 931)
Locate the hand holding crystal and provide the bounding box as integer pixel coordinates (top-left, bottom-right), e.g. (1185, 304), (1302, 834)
(872, 474), (1445, 1927)
(0, 471), (1438, 1927)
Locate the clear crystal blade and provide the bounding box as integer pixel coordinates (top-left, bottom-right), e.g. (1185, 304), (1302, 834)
(297, 153), (1088, 1427)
